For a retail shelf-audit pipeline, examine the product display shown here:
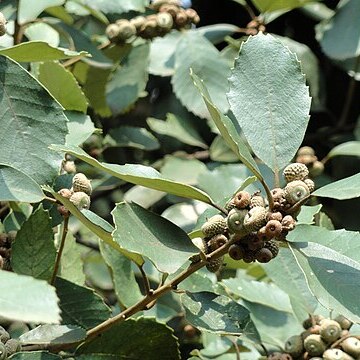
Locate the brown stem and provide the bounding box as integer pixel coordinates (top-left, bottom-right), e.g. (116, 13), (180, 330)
(259, 178), (274, 211)
(50, 216), (69, 285)
(210, 201), (229, 216)
(337, 55), (360, 129)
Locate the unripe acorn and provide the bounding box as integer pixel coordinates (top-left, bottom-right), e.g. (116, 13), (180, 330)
(106, 23), (120, 41)
(115, 19), (136, 41)
(250, 194), (266, 208)
(72, 173), (92, 195)
(201, 215), (227, 237)
(304, 334), (326, 356)
(334, 315), (352, 330)
(284, 180), (310, 205)
(319, 319), (342, 343)
(206, 256), (223, 273)
(0, 12), (7, 37)
(208, 234), (228, 251)
(340, 337), (360, 357)
(228, 243), (245, 260)
(283, 163), (309, 183)
(130, 16), (147, 30)
(69, 191), (91, 210)
(264, 239), (279, 258)
(298, 146), (315, 157)
(255, 247), (273, 263)
(304, 178), (315, 192)
(4, 339), (21, 356)
(284, 335), (304, 357)
(58, 188), (73, 199)
(227, 208), (247, 234)
(0, 343), (6, 360)
(323, 348), (354, 360)
(310, 160), (324, 177)
(62, 160), (76, 173)
(243, 206), (267, 232)
(265, 220), (283, 239)
(156, 12), (173, 30)
(233, 191), (251, 209)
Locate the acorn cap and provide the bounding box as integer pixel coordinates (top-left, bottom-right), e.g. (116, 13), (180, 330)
(243, 206), (267, 232)
(4, 339), (21, 356)
(201, 215), (227, 237)
(69, 191), (91, 210)
(297, 146), (315, 156)
(284, 180), (310, 205)
(283, 163), (309, 183)
(206, 256), (223, 273)
(72, 173), (92, 195)
(227, 208), (247, 234)
(303, 334), (326, 356)
(208, 234), (228, 252)
(319, 319), (341, 343)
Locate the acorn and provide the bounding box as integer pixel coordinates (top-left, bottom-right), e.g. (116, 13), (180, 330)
(0, 12), (6, 37)
(159, 4), (180, 18)
(265, 220), (283, 239)
(224, 199), (236, 212)
(0, 327), (9, 344)
(227, 209), (247, 234)
(58, 188), (73, 199)
(303, 315), (324, 330)
(4, 339), (21, 356)
(106, 23), (121, 41)
(334, 315), (353, 330)
(139, 18), (158, 39)
(284, 180), (310, 205)
(242, 250), (256, 263)
(264, 239), (280, 258)
(228, 244), (245, 260)
(208, 234), (228, 251)
(267, 212), (283, 222)
(243, 206), (267, 232)
(340, 337), (360, 357)
(304, 178), (315, 192)
(175, 9), (189, 27)
(319, 319), (342, 343)
(284, 335), (304, 357)
(69, 191), (91, 210)
(206, 256), (223, 273)
(304, 334), (326, 356)
(283, 163), (309, 183)
(281, 215), (296, 231)
(310, 161), (324, 177)
(255, 247), (273, 263)
(0, 343), (6, 360)
(62, 160), (76, 173)
(185, 8), (200, 24)
(130, 16), (147, 31)
(201, 215), (227, 237)
(72, 173), (92, 195)
(323, 348), (354, 360)
(250, 193), (266, 208)
(156, 12), (173, 32)
(233, 191), (251, 209)
(297, 146), (315, 157)
(115, 19), (136, 41)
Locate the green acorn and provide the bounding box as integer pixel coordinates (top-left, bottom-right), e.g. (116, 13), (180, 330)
(283, 163), (309, 183)
(4, 339), (21, 356)
(243, 206), (267, 232)
(69, 191), (91, 210)
(340, 337), (360, 357)
(72, 173), (92, 195)
(334, 315), (352, 330)
(323, 348), (354, 360)
(227, 209), (247, 234)
(319, 319), (342, 343)
(201, 215), (227, 237)
(0, 343), (6, 360)
(0, 12), (6, 37)
(304, 334), (326, 357)
(284, 335), (304, 357)
(284, 180), (310, 205)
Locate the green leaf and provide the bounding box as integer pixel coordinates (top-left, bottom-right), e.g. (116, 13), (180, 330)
(191, 71), (261, 179)
(82, 0), (148, 14)
(99, 242), (143, 308)
(124, 186), (165, 209)
(11, 206), (56, 281)
(0, 56), (68, 185)
(55, 277), (111, 329)
(149, 31), (182, 77)
(250, 0), (315, 12)
(227, 33), (311, 173)
(38, 62), (88, 113)
(146, 292), (182, 323)
(65, 111), (95, 146)
(181, 291), (259, 339)
(107, 44), (149, 115)
(76, 317), (180, 359)
(196, 24), (239, 45)
(112, 202), (197, 274)
(262, 247), (318, 316)
(312, 172), (360, 199)
(18, 0), (65, 24)
(0, 164), (44, 202)
(24, 23), (60, 47)
(316, 0), (360, 60)
(172, 32), (230, 119)
(290, 241), (360, 322)
(209, 135), (239, 163)
(221, 278), (292, 313)
(10, 352), (61, 360)
(19, 325), (86, 345)
(0, 271), (60, 324)
(104, 126), (160, 151)
(147, 113), (207, 149)
(49, 144), (215, 205)
(326, 141), (360, 159)
(297, 204), (323, 225)
(0, 41), (88, 62)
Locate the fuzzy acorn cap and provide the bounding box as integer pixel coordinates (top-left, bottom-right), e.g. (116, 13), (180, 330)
(283, 163), (309, 183)
(250, 194), (266, 208)
(0, 327), (10, 344)
(70, 191), (91, 210)
(284, 180), (310, 205)
(264, 239), (279, 258)
(334, 315), (353, 330)
(227, 208), (247, 234)
(340, 337), (360, 357)
(265, 220), (283, 239)
(208, 234), (228, 252)
(201, 215), (227, 237)
(72, 173), (92, 195)
(0, 12), (6, 37)
(304, 178), (315, 192)
(323, 348), (354, 360)
(4, 339), (21, 356)
(206, 256), (223, 273)
(319, 319), (342, 343)
(303, 334), (326, 357)
(243, 206), (267, 232)
(284, 335), (304, 357)
(233, 191), (251, 209)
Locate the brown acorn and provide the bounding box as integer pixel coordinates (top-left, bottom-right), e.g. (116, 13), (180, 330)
(323, 348), (354, 360)
(255, 247), (273, 263)
(265, 220), (283, 239)
(284, 180), (310, 205)
(208, 234), (228, 251)
(243, 206), (267, 232)
(206, 256), (223, 273)
(284, 335), (304, 357)
(233, 191), (251, 209)
(334, 315), (353, 330)
(228, 244), (245, 260)
(264, 239), (280, 258)
(115, 19), (137, 41)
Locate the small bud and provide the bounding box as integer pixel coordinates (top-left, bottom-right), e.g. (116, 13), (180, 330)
(323, 348), (354, 360)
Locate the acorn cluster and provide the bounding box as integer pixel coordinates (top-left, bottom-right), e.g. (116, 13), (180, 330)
(295, 146), (324, 178)
(0, 12), (6, 37)
(0, 326), (21, 359)
(0, 231), (16, 271)
(57, 173), (92, 214)
(268, 314), (359, 360)
(196, 162), (314, 272)
(106, 0), (200, 43)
